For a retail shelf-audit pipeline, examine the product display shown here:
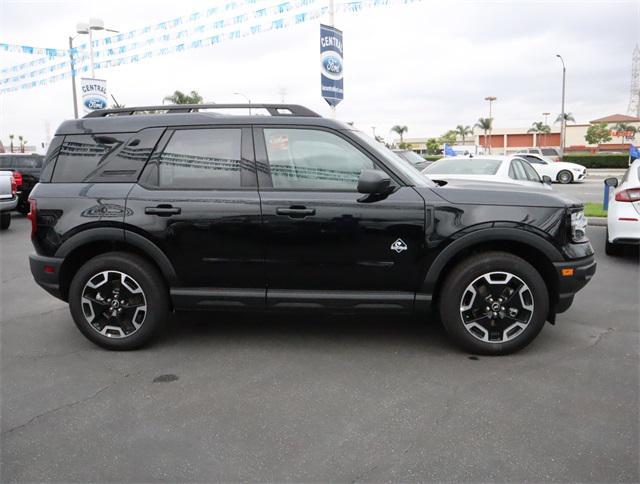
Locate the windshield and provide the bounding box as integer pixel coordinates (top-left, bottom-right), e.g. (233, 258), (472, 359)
(349, 131), (432, 187)
(424, 158), (502, 175)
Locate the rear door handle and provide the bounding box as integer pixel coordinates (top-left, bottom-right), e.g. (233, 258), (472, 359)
(276, 206), (316, 218)
(145, 205), (181, 216)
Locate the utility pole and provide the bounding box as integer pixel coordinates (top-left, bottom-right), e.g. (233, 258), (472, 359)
(556, 54), (566, 154)
(68, 36), (78, 119)
(484, 96), (497, 154)
(542, 112), (550, 147)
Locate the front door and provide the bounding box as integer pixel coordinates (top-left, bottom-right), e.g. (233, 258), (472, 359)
(125, 126), (264, 308)
(254, 126), (426, 311)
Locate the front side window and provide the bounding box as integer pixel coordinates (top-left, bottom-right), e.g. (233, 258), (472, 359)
(158, 128), (242, 189)
(520, 160), (542, 182)
(263, 128), (375, 190)
(509, 160), (528, 180)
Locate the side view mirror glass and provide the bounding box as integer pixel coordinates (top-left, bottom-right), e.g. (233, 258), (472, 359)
(542, 175), (552, 185)
(604, 177), (618, 188)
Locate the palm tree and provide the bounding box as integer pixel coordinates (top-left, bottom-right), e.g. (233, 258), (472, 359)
(8, 134), (14, 153)
(612, 122), (637, 143)
(455, 125), (473, 145)
(527, 121), (551, 146)
(390, 125), (408, 145)
(475, 118), (493, 150)
(163, 90), (204, 105)
(18, 135), (24, 153)
(555, 113), (575, 124)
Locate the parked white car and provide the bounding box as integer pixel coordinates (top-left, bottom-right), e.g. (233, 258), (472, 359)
(605, 158), (640, 255)
(422, 156), (552, 190)
(515, 153), (586, 184)
(0, 170), (18, 230)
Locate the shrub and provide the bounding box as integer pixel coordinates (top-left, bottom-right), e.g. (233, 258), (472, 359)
(423, 155), (442, 161)
(562, 154), (630, 168)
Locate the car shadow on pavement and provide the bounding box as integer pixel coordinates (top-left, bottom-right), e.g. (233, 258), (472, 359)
(160, 310), (457, 354)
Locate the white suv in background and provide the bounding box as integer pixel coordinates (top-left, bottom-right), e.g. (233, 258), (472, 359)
(516, 153), (587, 184)
(605, 158), (640, 255)
(522, 147), (562, 162)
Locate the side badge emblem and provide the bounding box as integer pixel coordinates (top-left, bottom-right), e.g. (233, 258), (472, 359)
(390, 238), (408, 253)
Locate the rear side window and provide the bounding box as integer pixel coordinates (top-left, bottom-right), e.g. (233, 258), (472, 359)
(0, 157), (12, 168)
(541, 148), (558, 156)
(156, 128), (243, 189)
(14, 156), (43, 168)
(40, 136), (64, 182)
(52, 129), (162, 183)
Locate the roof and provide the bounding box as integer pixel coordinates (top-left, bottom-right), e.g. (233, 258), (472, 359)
(55, 104), (349, 135)
(589, 114), (640, 124)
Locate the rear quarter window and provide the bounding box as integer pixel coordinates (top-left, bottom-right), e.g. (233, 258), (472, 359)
(51, 128), (163, 183)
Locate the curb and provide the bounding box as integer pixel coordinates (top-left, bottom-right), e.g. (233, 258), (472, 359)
(588, 217), (607, 227)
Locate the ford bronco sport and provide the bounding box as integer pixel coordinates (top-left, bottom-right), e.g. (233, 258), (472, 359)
(28, 104), (596, 354)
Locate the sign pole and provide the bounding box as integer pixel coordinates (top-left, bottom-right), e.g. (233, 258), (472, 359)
(329, 0), (336, 118)
(68, 36), (78, 119)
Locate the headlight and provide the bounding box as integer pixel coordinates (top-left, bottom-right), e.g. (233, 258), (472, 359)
(570, 210), (588, 243)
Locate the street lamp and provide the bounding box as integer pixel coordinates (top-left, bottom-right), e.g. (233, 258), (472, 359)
(542, 112), (550, 147)
(371, 126), (376, 138)
(484, 95), (497, 154)
(76, 18), (118, 78)
(233, 92), (251, 115)
(556, 54), (566, 155)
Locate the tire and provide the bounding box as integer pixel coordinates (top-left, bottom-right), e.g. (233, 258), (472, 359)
(16, 202), (30, 215)
(0, 212), (10, 230)
(557, 170), (573, 184)
(605, 229), (621, 256)
(439, 251), (549, 355)
(68, 252), (169, 350)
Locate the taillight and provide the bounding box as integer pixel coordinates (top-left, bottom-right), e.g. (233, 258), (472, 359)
(615, 188), (640, 202)
(13, 171), (22, 188)
(27, 199), (37, 237)
(10, 175), (17, 195)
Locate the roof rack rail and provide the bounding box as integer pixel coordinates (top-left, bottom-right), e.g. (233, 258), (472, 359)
(84, 103), (321, 118)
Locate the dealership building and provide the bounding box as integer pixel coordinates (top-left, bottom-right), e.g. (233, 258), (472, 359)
(403, 113), (640, 154)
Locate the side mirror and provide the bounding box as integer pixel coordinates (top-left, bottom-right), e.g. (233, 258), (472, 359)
(542, 175), (552, 185)
(357, 169), (393, 202)
(604, 177), (618, 188)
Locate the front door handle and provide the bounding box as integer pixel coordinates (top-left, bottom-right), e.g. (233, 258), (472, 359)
(145, 204), (181, 216)
(276, 206), (316, 218)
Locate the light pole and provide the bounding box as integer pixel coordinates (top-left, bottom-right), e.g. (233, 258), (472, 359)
(484, 95), (496, 154)
(371, 126), (376, 138)
(542, 111), (550, 147)
(76, 18), (118, 78)
(233, 92), (251, 115)
(68, 35), (79, 119)
(556, 54), (566, 155)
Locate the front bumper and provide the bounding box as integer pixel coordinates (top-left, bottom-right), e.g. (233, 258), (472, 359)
(553, 254), (597, 314)
(29, 254), (65, 300)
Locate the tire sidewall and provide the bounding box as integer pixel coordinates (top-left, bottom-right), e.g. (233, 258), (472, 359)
(558, 170), (573, 184)
(440, 253), (549, 355)
(0, 212), (10, 230)
(68, 252), (168, 350)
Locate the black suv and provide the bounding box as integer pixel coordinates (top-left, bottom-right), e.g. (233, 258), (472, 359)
(0, 152), (44, 214)
(28, 104), (596, 354)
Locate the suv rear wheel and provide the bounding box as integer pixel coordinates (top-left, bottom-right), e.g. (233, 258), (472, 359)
(0, 212), (10, 230)
(439, 251), (549, 355)
(69, 252), (168, 350)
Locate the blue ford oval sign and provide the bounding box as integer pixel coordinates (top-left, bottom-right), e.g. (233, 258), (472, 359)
(84, 97), (107, 110)
(320, 24), (343, 107)
(80, 77), (108, 114)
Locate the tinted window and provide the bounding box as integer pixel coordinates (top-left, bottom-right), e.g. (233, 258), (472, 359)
(520, 160), (541, 182)
(0, 157), (12, 168)
(13, 155), (43, 168)
(541, 148), (558, 156)
(523, 155), (545, 165)
(158, 128), (242, 189)
(52, 133), (131, 182)
(263, 128), (375, 190)
(424, 158), (502, 175)
(40, 136), (64, 182)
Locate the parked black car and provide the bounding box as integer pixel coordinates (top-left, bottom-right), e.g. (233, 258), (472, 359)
(0, 153), (44, 214)
(28, 104), (595, 354)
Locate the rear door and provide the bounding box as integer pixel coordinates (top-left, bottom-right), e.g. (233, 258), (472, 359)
(125, 126), (264, 308)
(254, 126), (426, 311)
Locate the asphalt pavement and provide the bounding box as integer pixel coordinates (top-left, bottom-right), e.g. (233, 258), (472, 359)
(1, 215), (638, 482)
(552, 169), (624, 204)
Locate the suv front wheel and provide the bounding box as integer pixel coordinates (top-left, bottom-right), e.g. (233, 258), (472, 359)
(439, 251), (549, 355)
(69, 252), (169, 350)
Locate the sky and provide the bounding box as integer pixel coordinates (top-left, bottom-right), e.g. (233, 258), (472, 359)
(0, 0), (639, 151)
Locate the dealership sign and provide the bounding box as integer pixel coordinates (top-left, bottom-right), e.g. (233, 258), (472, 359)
(320, 24), (343, 107)
(80, 78), (108, 113)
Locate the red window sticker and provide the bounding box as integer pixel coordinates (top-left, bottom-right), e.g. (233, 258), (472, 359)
(268, 134), (289, 151)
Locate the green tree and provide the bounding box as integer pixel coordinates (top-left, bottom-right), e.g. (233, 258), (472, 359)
(527, 121), (551, 146)
(612, 122), (637, 143)
(439, 130), (457, 145)
(455, 125), (473, 144)
(425, 138), (440, 155)
(163, 90), (204, 104)
(475, 118), (493, 149)
(555, 112), (575, 124)
(585, 123), (612, 146)
(390, 125), (408, 145)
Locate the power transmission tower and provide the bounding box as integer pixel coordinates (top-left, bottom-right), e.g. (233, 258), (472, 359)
(627, 44), (640, 117)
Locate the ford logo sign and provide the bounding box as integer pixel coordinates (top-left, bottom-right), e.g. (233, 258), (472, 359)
(84, 97), (107, 110)
(321, 52), (343, 81)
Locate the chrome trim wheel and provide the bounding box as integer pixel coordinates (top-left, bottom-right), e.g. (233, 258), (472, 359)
(459, 271), (534, 344)
(81, 270), (147, 339)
